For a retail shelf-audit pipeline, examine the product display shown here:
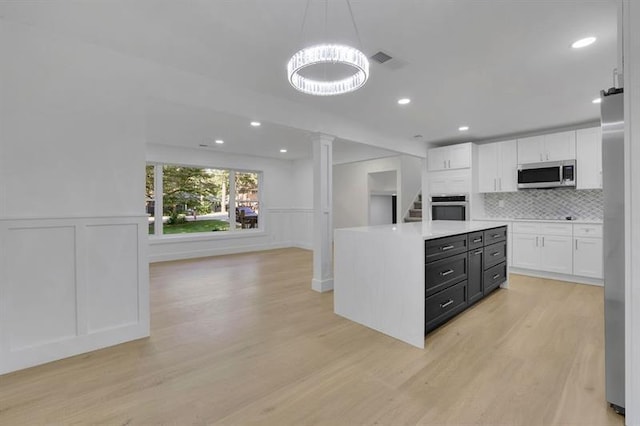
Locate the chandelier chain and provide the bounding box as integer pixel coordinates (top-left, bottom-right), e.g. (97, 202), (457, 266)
(299, 0), (311, 43)
(346, 0), (363, 51)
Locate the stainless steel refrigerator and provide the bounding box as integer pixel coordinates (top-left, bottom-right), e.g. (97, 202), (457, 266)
(601, 87), (625, 415)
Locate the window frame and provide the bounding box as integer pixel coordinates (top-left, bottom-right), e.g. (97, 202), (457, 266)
(146, 161), (264, 241)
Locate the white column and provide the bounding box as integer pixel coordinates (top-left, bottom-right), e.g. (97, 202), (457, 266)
(311, 133), (334, 292)
(229, 170), (236, 230)
(154, 164), (163, 235)
(623, 1), (640, 422)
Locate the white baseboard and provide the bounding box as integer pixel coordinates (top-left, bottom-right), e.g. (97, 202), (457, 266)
(312, 278), (334, 293)
(509, 267), (603, 286)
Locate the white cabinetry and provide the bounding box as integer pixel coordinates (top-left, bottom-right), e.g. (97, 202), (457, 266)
(576, 127), (603, 189)
(428, 143), (471, 171)
(478, 140), (517, 192)
(573, 224), (603, 278)
(511, 222), (573, 274)
(428, 169), (471, 195)
(517, 131), (576, 164)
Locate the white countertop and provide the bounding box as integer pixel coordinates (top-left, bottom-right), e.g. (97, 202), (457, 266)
(474, 217), (603, 225)
(335, 220), (509, 240)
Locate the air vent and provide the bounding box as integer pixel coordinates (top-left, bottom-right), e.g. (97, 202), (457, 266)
(199, 144), (208, 147)
(370, 51), (392, 64)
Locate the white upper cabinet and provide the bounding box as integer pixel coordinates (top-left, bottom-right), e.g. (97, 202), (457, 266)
(517, 131), (576, 164)
(427, 143), (471, 171)
(576, 126), (603, 189)
(477, 140), (517, 193)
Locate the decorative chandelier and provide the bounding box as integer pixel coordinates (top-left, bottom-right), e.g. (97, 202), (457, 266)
(287, 1), (369, 96)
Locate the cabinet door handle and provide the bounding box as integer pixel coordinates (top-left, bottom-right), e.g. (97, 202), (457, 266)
(575, 239), (578, 250)
(499, 178), (502, 191)
(546, 152), (549, 160)
(473, 238), (482, 243)
(536, 236), (539, 246)
(491, 251), (501, 257)
(542, 236), (545, 247)
(443, 160), (446, 169)
(448, 160), (451, 168)
(440, 269), (454, 276)
(441, 245), (455, 251)
(492, 274), (501, 280)
(474, 250), (482, 255)
(440, 299), (454, 308)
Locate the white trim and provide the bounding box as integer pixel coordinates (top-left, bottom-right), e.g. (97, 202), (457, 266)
(509, 267), (603, 287)
(312, 278), (334, 293)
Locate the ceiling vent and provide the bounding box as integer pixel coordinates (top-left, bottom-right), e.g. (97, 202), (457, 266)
(370, 51), (393, 64)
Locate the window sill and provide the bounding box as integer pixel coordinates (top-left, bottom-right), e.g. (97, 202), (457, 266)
(148, 229), (266, 245)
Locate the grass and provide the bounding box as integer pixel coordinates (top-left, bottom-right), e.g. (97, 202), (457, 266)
(148, 219), (230, 235)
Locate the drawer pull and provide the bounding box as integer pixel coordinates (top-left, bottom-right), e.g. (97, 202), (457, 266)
(440, 269), (454, 276)
(473, 238), (482, 243)
(491, 233), (501, 238)
(441, 245), (455, 251)
(474, 250), (482, 255)
(491, 252), (501, 257)
(492, 274), (501, 280)
(440, 299), (454, 308)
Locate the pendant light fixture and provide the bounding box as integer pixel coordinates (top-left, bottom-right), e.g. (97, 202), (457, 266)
(287, 0), (369, 96)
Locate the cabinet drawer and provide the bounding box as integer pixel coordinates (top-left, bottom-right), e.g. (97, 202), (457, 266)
(425, 280), (467, 333)
(468, 231), (484, 250)
(484, 262), (507, 295)
(425, 234), (468, 262)
(483, 241), (507, 270)
(539, 223), (572, 236)
(425, 252), (467, 297)
(512, 222), (540, 235)
(574, 224), (603, 238)
(483, 227), (507, 245)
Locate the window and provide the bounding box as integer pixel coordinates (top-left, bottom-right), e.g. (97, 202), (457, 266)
(146, 163), (262, 236)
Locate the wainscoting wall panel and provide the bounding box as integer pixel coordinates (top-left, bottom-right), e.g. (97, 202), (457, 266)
(148, 208), (313, 263)
(6, 226), (77, 351)
(0, 216), (149, 375)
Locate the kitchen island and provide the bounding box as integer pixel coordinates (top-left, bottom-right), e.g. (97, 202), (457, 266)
(334, 221), (508, 348)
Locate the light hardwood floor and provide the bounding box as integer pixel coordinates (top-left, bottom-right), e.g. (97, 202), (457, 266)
(0, 248), (624, 425)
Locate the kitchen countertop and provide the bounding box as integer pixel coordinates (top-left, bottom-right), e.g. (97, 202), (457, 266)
(474, 217), (603, 225)
(335, 220), (509, 240)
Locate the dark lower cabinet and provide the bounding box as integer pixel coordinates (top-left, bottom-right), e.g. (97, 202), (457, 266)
(425, 280), (468, 333)
(467, 248), (484, 305)
(425, 226), (508, 335)
(484, 261), (507, 295)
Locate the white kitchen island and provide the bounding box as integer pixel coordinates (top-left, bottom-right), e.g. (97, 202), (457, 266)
(334, 220), (509, 348)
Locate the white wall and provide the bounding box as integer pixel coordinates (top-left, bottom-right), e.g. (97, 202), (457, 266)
(333, 155), (422, 229)
(0, 20), (149, 374)
(369, 195), (394, 226)
(146, 144), (312, 260)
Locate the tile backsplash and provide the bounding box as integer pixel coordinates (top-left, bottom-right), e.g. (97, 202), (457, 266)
(483, 189), (603, 221)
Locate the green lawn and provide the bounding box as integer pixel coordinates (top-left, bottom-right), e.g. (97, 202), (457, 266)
(148, 219), (230, 234)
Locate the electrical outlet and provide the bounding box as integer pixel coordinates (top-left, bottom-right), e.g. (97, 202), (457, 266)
(498, 200), (505, 208)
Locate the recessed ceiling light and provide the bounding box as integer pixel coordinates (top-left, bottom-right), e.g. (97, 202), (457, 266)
(458, 126), (469, 132)
(215, 139), (224, 144)
(250, 121), (261, 127)
(592, 97), (602, 104)
(571, 36), (596, 49)
(397, 98), (411, 105)
(280, 149), (287, 153)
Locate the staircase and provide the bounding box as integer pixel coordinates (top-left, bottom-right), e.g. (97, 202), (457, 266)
(404, 193), (423, 222)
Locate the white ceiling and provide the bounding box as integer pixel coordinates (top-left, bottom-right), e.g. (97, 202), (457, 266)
(0, 0), (618, 156)
(146, 98), (400, 163)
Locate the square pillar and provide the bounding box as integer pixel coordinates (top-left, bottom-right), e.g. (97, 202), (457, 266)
(311, 133), (334, 292)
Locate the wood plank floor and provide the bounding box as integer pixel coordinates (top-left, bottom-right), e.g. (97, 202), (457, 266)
(0, 248), (624, 425)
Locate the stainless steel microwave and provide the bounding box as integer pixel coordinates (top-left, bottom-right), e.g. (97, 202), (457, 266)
(517, 160), (576, 189)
